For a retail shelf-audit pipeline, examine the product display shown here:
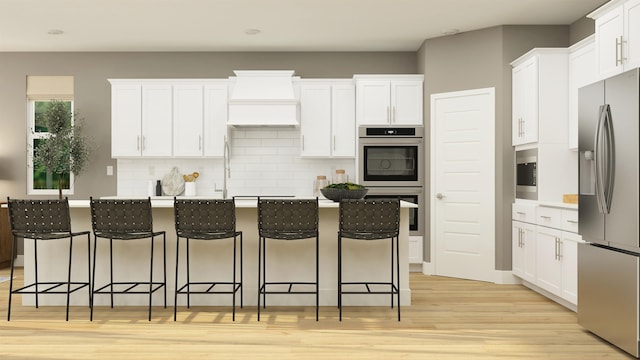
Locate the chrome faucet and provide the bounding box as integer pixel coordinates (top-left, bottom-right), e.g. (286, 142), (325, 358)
(223, 136), (230, 199)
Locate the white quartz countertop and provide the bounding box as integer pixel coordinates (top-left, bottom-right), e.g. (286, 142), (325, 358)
(63, 197), (418, 209)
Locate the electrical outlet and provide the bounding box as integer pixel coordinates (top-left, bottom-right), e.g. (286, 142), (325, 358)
(106, 166), (113, 176)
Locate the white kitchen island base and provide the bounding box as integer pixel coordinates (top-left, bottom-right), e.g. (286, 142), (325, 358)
(20, 198), (413, 307)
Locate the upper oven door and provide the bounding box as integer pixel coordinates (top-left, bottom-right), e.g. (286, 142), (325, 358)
(359, 136), (423, 187)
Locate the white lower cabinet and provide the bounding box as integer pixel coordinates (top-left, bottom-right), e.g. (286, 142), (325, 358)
(512, 220), (537, 283)
(512, 203), (582, 308)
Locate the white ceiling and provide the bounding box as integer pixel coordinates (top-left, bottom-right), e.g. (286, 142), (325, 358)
(0, 0), (607, 52)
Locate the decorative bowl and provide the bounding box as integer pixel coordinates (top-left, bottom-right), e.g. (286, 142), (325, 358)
(320, 188), (369, 202)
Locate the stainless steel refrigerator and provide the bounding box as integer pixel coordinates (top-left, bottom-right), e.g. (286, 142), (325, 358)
(578, 68), (640, 357)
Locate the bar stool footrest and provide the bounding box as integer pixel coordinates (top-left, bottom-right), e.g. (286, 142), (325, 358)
(340, 281), (399, 295)
(176, 282), (242, 295)
(12, 282), (90, 294)
(260, 282), (318, 295)
(93, 282), (166, 294)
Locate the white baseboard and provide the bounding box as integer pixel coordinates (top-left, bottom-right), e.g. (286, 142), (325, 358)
(421, 263), (520, 285)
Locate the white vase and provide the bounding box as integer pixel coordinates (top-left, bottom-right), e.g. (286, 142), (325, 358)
(184, 182), (196, 197)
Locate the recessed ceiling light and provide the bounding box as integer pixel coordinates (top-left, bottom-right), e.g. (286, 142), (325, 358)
(441, 28), (459, 36)
(47, 29), (64, 35)
(244, 29), (261, 35)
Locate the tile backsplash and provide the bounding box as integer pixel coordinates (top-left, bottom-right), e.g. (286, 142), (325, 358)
(116, 127), (355, 197)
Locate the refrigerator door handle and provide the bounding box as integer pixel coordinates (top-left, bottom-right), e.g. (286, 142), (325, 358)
(594, 105), (607, 214)
(602, 104), (615, 214)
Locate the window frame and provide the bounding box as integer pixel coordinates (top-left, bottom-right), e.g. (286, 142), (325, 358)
(27, 99), (76, 196)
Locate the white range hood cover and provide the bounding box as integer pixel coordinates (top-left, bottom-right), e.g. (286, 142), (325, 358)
(227, 70), (300, 127)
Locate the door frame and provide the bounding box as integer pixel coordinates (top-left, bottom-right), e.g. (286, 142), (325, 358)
(428, 87), (496, 281)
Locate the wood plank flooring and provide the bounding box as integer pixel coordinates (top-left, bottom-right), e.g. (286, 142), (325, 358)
(0, 267), (631, 359)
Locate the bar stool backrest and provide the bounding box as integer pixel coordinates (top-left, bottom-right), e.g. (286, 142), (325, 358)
(257, 198), (318, 240)
(90, 198), (154, 236)
(339, 199), (400, 240)
(174, 199), (237, 238)
(7, 198), (72, 236)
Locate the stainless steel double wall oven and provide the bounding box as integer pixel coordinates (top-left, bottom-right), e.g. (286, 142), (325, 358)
(358, 126), (424, 236)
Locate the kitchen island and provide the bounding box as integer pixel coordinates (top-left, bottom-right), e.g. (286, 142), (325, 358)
(19, 198), (415, 307)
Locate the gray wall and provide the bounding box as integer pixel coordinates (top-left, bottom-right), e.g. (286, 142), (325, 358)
(418, 25), (570, 270)
(0, 52), (416, 200)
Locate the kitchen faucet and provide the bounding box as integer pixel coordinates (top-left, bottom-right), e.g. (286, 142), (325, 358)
(223, 136), (230, 199)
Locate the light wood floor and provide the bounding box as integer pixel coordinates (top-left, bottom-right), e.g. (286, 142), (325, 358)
(0, 267), (631, 359)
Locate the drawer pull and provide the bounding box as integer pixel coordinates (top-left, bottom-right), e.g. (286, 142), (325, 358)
(539, 216), (551, 220)
(566, 220), (578, 224)
(516, 211), (526, 215)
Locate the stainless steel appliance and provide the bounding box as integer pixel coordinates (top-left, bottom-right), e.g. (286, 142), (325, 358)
(515, 148), (538, 200)
(364, 186), (423, 237)
(358, 126), (424, 187)
(577, 68), (640, 357)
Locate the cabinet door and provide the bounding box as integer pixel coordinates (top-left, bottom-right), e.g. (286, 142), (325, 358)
(560, 232), (580, 304)
(203, 84), (228, 157)
(568, 39), (596, 150)
(512, 221), (525, 278)
(111, 84), (142, 157)
(595, 6), (624, 79)
(331, 83), (356, 157)
(173, 84), (204, 157)
(625, 0), (640, 70)
(391, 81), (423, 125)
(512, 57), (538, 145)
(513, 221), (536, 283)
(141, 84), (172, 157)
(536, 226), (562, 296)
(356, 80), (391, 125)
(300, 83), (332, 157)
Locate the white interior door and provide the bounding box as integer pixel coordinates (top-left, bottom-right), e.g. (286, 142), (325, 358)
(431, 88), (495, 282)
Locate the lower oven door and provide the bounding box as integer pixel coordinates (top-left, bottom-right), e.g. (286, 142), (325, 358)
(364, 187), (423, 237)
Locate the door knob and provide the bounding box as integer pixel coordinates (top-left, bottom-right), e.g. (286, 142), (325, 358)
(436, 193), (445, 200)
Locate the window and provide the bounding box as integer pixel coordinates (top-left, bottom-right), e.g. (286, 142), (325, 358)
(27, 100), (75, 195)
(26, 75), (75, 195)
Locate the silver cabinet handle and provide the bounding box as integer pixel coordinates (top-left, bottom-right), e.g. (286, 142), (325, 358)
(516, 211), (526, 215)
(436, 193), (445, 200)
(566, 220), (578, 224)
(616, 36), (625, 66)
(137, 135), (141, 151)
(198, 135), (202, 151)
(539, 215), (551, 220)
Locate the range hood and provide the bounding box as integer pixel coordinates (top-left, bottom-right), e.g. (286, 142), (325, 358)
(227, 70), (300, 127)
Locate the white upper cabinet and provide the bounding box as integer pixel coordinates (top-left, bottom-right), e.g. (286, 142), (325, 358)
(110, 80), (228, 158)
(590, 0), (640, 79)
(203, 84), (228, 157)
(355, 75), (423, 126)
(299, 80), (355, 157)
(568, 36), (597, 150)
(173, 83), (204, 157)
(111, 82), (142, 157)
(511, 49), (568, 147)
(111, 80), (173, 158)
(140, 84), (173, 157)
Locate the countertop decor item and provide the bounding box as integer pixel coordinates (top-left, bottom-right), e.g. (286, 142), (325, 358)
(320, 182), (368, 202)
(162, 167), (185, 196)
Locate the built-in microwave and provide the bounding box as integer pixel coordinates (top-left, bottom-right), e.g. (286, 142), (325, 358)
(516, 148), (537, 200)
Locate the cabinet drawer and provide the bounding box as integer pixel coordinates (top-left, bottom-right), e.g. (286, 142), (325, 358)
(536, 206), (562, 228)
(512, 203), (536, 223)
(561, 209), (579, 233)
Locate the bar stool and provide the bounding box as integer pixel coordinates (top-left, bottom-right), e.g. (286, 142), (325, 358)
(6, 197), (91, 321)
(173, 198), (243, 321)
(257, 198), (319, 321)
(89, 197), (166, 321)
(338, 199), (401, 321)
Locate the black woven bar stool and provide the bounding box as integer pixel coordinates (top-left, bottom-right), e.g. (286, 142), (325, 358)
(6, 197), (91, 321)
(89, 197), (166, 321)
(338, 199), (401, 321)
(257, 197), (319, 321)
(173, 198), (243, 321)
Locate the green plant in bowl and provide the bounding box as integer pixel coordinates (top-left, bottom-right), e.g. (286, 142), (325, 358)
(320, 182), (368, 202)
